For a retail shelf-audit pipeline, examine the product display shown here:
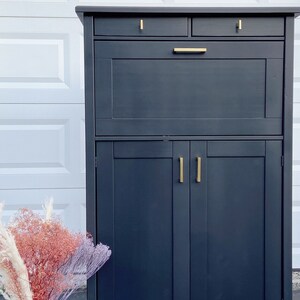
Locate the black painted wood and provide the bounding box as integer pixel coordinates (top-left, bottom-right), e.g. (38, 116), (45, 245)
(75, 6), (300, 16)
(94, 36), (285, 41)
(284, 16), (295, 300)
(191, 141), (282, 300)
(95, 17), (188, 36)
(96, 118), (282, 136)
(207, 140), (265, 156)
(113, 60), (265, 118)
(97, 141), (175, 300)
(95, 40), (284, 58)
(265, 141), (282, 300)
(96, 142), (114, 299)
(206, 148), (265, 300)
(95, 135), (284, 141)
(114, 141), (172, 157)
(95, 41), (283, 136)
(78, 8), (297, 300)
(190, 141), (207, 300)
(83, 15), (97, 300)
(192, 17), (284, 36)
(173, 142), (190, 300)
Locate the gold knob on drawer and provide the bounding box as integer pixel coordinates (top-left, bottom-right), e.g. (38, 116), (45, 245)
(237, 19), (242, 31)
(139, 19), (144, 30)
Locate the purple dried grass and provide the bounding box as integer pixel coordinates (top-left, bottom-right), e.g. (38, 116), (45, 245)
(53, 236), (111, 300)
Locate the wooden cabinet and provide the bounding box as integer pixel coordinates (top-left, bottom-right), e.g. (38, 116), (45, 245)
(77, 6), (299, 300)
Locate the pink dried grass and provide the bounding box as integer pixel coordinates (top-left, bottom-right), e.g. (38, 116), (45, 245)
(9, 209), (81, 300)
(0, 200), (111, 300)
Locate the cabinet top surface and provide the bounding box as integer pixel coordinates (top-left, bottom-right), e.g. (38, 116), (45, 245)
(75, 6), (300, 16)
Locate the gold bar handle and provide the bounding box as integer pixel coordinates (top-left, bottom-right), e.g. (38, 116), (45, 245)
(179, 157), (184, 183)
(173, 48), (207, 54)
(196, 157), (201, 183)
(139, 19), (144, 30)
(237, 19), (242, 30)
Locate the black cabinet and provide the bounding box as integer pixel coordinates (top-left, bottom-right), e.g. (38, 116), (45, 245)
(77, 6), (299, 300)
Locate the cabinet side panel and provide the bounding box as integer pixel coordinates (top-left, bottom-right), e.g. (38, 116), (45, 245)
(84, 15), (97, 300)
(284, 16), (294, 300)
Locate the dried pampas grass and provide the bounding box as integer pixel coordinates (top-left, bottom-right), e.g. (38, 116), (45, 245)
(0, 203), (33, 300)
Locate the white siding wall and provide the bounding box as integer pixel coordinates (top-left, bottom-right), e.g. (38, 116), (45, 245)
(0, 0), (299, 266)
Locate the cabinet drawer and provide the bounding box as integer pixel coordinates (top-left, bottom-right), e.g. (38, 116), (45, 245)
(192, 17), (284, 36)
(94, 17), (188, 36)
(95, 41), (283, 136)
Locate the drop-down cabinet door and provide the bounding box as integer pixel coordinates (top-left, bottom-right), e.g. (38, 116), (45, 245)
(190, 140), (282, 300)
(94, 41), (283, 136)
(96, 141), (190, 300)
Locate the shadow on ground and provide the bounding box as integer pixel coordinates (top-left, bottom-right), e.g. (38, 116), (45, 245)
(294, 291), (300, 300)
(0, 290), (86, 300)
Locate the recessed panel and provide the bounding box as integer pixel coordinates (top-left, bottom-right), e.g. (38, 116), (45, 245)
(207, 157), (265, 300)
(0, 104), (84, 189)
(0, 188), (86, 232)
(114, 158), (173, 300)
(0, 18), (83, 103)
(293, 205), (300, 246)
(113, 59), (266, 119)
(293, 104), (300, 186)
(294, 39), (300, 103)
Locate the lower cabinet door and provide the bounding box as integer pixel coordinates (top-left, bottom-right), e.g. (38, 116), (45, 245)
(96, 140), (282, 300)
(190, 141), (282, 300)
(96, 141), (190, 300)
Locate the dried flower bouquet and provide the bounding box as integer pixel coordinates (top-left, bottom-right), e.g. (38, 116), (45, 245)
(0, 200), (111, 300)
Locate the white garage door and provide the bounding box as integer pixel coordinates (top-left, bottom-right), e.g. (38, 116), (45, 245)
(0, 0), (299, 268)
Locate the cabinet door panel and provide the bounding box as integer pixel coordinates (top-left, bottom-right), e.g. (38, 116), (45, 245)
(95, 41), (283, 136)
(191, 141), (282, 300)
(96, 141), (189, 300)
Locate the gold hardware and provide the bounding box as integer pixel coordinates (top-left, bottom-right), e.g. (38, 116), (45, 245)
(139, 19), (144, 30)
(196, 157), (201, 183)
(173, 48), (207, 54)
(179, 157), (184, 183)
(237, 19), (242, 30)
